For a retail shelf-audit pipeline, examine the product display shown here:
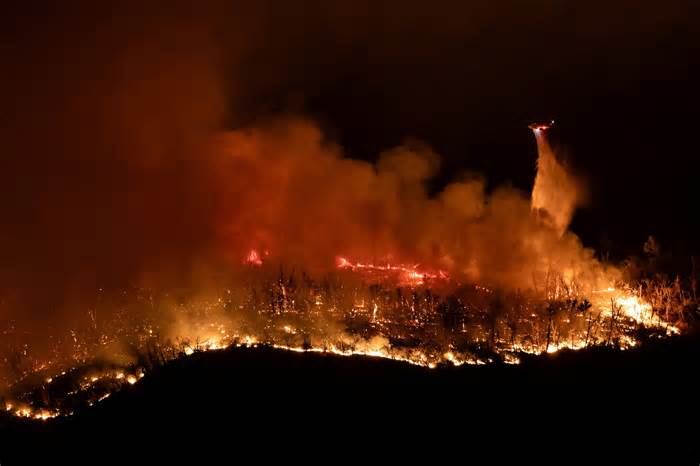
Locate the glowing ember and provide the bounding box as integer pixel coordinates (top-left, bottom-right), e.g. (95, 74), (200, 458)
(34, 410), (57, 421)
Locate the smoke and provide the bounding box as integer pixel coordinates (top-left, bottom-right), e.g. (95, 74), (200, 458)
(205, 116), (611, 293)
(4, 0), (670, 387)
(0, 3), (232, 387)
(531, 130), (583, 235)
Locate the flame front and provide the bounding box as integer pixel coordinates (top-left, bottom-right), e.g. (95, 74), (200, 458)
(1, 272), (680, 423)
(336, 256), (449, 287)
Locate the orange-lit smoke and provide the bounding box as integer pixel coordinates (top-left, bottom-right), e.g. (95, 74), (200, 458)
(530, 129), (583, 235)
(208, 117), (614, 292)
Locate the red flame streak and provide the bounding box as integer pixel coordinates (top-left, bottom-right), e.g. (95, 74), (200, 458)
(243, 251), (449, 287)
(336, 256), (449, 287)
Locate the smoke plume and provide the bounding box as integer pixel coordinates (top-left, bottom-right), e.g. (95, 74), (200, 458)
(207, 117), (610, 292)
(531, 130), (583, 235)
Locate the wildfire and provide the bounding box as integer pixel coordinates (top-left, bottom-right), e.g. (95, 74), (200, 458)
(0, 230), (683, 423)
(592, 288), (681, 334)
(270, 342), (444, 368)
(3, 402), (59, 421)
(616, 296), (655, 323)
(0, 107), (690, 434)
(0, 279), (680, 424)
(336, 256), (449, 286)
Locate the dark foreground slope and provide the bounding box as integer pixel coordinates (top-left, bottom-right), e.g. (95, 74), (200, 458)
(1, 336), (699, 462)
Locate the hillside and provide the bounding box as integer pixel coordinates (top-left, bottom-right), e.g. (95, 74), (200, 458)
(1, 336), (699, 462)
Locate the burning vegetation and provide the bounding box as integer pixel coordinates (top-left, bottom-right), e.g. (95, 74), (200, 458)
(0, 265), (688, 422)
(0, 122), (690, 422)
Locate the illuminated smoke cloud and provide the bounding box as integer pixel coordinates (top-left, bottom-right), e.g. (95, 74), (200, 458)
(208, 116), (612, 292)
(530, 124), (583, 236)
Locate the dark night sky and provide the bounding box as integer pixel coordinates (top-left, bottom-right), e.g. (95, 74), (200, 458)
(1, 0), (699, 306)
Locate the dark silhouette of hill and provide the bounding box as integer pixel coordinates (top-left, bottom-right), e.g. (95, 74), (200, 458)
(1, 337), (699, 462)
